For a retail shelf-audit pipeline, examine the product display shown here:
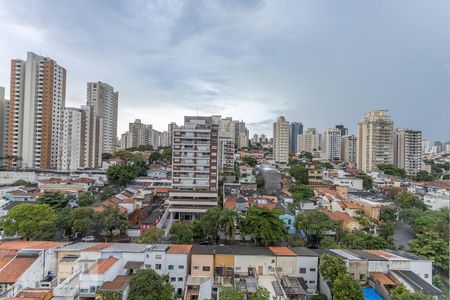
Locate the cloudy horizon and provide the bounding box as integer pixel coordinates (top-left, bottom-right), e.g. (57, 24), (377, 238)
(0, 0), (449, 141)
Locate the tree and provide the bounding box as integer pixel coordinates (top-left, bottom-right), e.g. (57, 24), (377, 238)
(319, 236), (338, 249)
(357, 174), (373, 190)
(102, 153), (113, 161)
(404, 208), (449, 242)
(161, 147), (172, 161)
(289, 184), (314, 202)
(377, 164), (407, 178)
(288, 164), (309, 184)
(169, 221), (193, 244)
(414, 170), (435, 182)
(1, 204), (58, 240)
(141, 227), (165, 243)
(380, 207), (396, 223)
(220, 287), (245, 300)
(390, 284), (428, 300)
(219, 209), (238, 241)
(320, 162), (334, 169)
(311, 295), (327, 300)
(78, 192), (95, 207)
(101, 185), (118, 200)
(106, 164), (138, 187)
(395, 191), (426, 210)
(192, 207), (222, 241)
(241, 206), (287, 246)
(132, 159), (149, 176)
(149, 152), (161, 163)
(299, 151), (313, 161)
(37, 191), (68, 210)
(319, 254), (347, 283)
(339, 231), (391, 249)
(409, 231), (449, 270)
(249, 287), (270, 300)
(332, 274), (363, 300)
(128, 269), (174, 300)
(98, 206), (129, 237)
(296, 211), (336, 244)
(70, 207), (96, 236)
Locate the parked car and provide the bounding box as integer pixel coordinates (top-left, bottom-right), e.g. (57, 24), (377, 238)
(81, 235), (96, 242)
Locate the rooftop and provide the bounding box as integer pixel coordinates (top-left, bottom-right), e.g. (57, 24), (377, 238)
(0, 256), (37, 283)
(392, 270), (441, 295)
(268, 247), (296, 256)
(87, 256), (119, 275)
(167, 244), (192, 254)
(0, 241), (66, 250)
(99, 275), (132, 292)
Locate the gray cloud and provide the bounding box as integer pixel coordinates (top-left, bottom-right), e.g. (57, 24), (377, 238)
(0, 0), (448, 141)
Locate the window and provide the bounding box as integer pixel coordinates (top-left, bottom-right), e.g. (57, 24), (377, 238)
(193, 266), (199, 270)
(178, 277), (183, 282)
(178, 265), (185, 269)
(203, 266), (211, 272)
(360, 274), (365, 280)
(155, 264), (162, 270)
(299, 268), (306, 274)
(276, 267), (282, 272)
(310, 268), (316, 272)
(168, 265), (174, 270)
(171, 277), (176, 282)
(425, 274), (429, 278)
(309, 281), (315, 284)
(235, 267), (241, 270)
(156, 255), (162, 259)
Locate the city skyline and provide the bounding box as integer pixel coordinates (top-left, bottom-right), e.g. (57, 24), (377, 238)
(0, 1), (449, 142)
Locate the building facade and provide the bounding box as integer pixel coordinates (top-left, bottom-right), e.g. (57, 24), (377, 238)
(289, 122), (303, 154)
(322, 128), (342, 161)
(57, 107), (86, 171)
(296, 128), (320, 154)
(341, 135), (357, 165)
(87, 81), (118, 154)
(395, 129), (422, 175)
(273, 116), (290, 164)
(0, 86), (9, 158)
(7, 52), (66, 169)
(357, 110), (394, 173)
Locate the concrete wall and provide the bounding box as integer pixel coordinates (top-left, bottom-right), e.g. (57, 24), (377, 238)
(191, 254), (214, 277)
(234, 255), (275, 276)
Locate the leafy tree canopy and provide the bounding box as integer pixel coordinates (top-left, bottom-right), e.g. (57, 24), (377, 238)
(394, 191), (426, 210)
(78, 192), (95, 207)
(377, 164), (407, 178)
(169, 221), (193, 244)
(37, 191), (68, 211)
(192, 207), (222, 241)
(332, 274), (363, 300)
(106, 164), (138, 187)
(413, 170), (435, 182)
(319, 254), (347, 283)
(249, 287), (270, 300)
(288, 164), (309, 184)
(70, 207), (96, 235)
(220, 287), (245, 300)
(140, 227), (165, 244)
(296, 211), (336, 237)
(409, 231), (449, 270)
(98, 206), (128, 237)
(1, 204), (58, 240)
(241, 206), (287, 246)
(242, 157), (258, 167)
(288, 184), (314, 202)
(128, 269), (174, 300)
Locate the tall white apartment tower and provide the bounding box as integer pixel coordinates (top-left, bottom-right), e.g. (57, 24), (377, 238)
(273, 116), (290, 164)
(341, 135), (357, 165)
(168, 122), (177, 146)
(87, 81), (118, 154)
(323, 128), (342, 161)
(216, 117), (235, 175)
(395, 129), (422, 175)
(0, 86), (9, 158)
(58, 107), (86, 171)
(357, 110), (394, 173)
(7, 52), (66, 169)
(297, 128), (321, 154)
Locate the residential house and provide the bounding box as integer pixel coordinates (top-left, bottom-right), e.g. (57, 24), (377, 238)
(166, 245), (192, 298)
(291, 247), (319, 291)
(269, 247), (297, 276)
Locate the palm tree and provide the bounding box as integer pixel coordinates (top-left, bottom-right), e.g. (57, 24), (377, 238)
(219, 209), (238, 242)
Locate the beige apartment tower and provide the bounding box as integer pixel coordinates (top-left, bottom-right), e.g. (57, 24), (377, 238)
(395, 129), (422, 175)
(273, 116), (290, 164)
(357, 110), (394, 172)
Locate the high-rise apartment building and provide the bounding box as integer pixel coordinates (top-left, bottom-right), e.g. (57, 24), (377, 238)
(395, 129), (422, 175)
(0, 86), (9, 158)
(87, 81), (118, 154)
(216, 117), (235, 175)
(323, 128), (342, 161)
(168, 122), (177, 146)
(169, 116), (219, 221)
(7, 52), (66, 169)
(341, 135), (357, 165)
(296, 128), (320, 154)
(289, 122), (303, 154)
(273, 116), (290, 164)
(357, 110), (394, 173)
(335, 125), (348, 136)
(234, 120), (249, 149)
(58, 107), (86, 171)
(83, 105), (103, 169)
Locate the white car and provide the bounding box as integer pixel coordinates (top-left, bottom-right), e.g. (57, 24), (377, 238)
(81, 235), (95, 242)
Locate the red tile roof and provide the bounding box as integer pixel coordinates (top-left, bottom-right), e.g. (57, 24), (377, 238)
(268, 247), (296, 256)
(155, 188), (170, 193)
(0, 256), (37, 283)
(167, 245), (192, 254)
(100, 275), (132, 291)
(87, 256), (119, 274)
(0, 241), (66, 250)
(324, 211), (353, 222)
(224, 197), (237, 209)
(6, 288), (52, 300)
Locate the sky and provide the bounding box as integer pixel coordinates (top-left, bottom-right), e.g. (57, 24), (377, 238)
(0, 0), (449, 142)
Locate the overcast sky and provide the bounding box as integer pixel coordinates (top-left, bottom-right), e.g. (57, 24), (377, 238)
(0, 0), (449, 141)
